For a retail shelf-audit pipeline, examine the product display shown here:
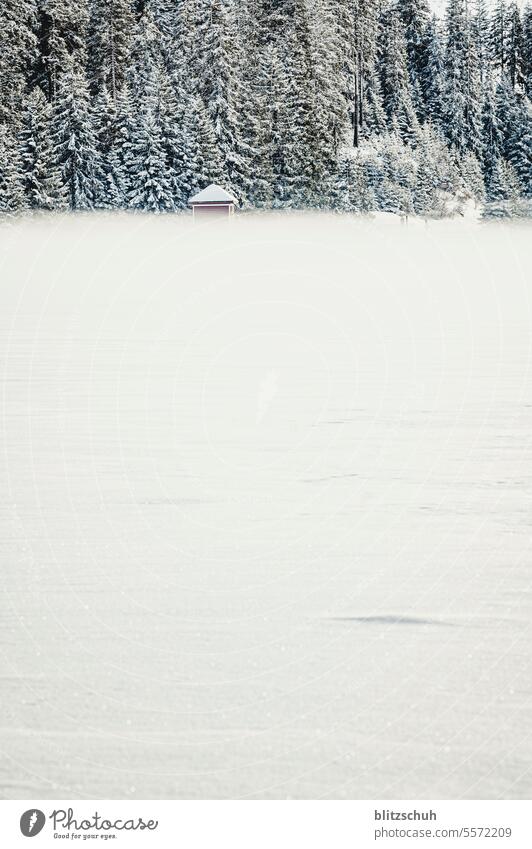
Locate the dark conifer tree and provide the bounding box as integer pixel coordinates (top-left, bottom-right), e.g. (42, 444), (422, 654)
(506, 2), (525, 90)
(471, 0), (492, 86)
(33, 0), (89, 103)
(0, 125), (25, 215)
(490, 0), (508, 78)
(397, 0), (431, 119)
(442, 0), (483, 157)
(19, 86), (66, 209)
(88, 0), (135, 99)
(481, 67), (504, 186)
(379, 5), (419, 144)
(0, 0), (38, 126)
(523, 5), (532, 100)
(424, 15), (445, 127)
(496, 76), (532, 196)
(92, 85), (127, 207)
(52, 53), (102, 209)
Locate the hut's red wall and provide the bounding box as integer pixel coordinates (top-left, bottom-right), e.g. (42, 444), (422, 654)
(194, 205), (232, 217)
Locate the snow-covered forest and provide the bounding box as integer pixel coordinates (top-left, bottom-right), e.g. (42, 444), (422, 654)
(1, 0), (531, 219)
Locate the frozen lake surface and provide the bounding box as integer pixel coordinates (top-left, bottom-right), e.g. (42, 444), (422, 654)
(1, 212), (531, 799)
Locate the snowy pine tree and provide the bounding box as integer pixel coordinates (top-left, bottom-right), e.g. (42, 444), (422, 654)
(19, 86), (66, 210)
(481, 66), (504, 185)
(506, 2), (526, 90)
(0, 125), (25, 216)
(490, 0), (508, 78)
(471, 0), (491, 86)
(52, 54), (102, 209)
(92, 85), (127, 207)
(424, 15), (446, 127)
(0, 0), (37, 126)
(88, 0), (135, 99)
(442, 0), (483, 157)
(482, 155), (522, 216)
(496, 76), (532, 197)
(126, 110), (174, 212)
(34, 0), (90, 102)
(397, 0), (431, 119)
(523, 5), (532, 100)
(379, 5), (420, 144)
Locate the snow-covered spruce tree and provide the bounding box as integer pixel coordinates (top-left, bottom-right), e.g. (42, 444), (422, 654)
(379, 5), (419, 144)
(396, 0), (431, 120)
(184, 0), (213, 97)
(132, 4), (203, 209)
(248, 2), (305, 205)
(360, 145), (386, 205)
(413, 157), (436, 216)
(282, 0), (339, 206)
(197, 0), (255, 204)
(330, 149), (359, 212)
(149, 0), (185, 47)
(416, 123), (461, 201)
(19, 86), (66, 210)
(125, 110), (175, 212)
(482, 156), (522, 217)
(166, 0), (225, 198)
(88, 0), (135, 99)
(110, 83), (140, 203)
(523, 5), (532, 100)
(271, 15), (316, 206)
(52, 54), (103, 210)
(413, 125), (448, 214)
(92, 85), (127, 207)
(226, 0), (274, 207)
(331, 0), (385, 145)
(171, 93), (218, 202)
(256, 0), (296, 46)
(128, 4), (165, 94)
(0, 0), (37, 127)
(371, 134), (416, 217)
(33, 0), (90, 103)
(162, 70), (202, 208)
(0, 125), (25, 216)
(471, 0), (492, 87)
(124, 10), (175, 211)
(495, 76), (532, 197)
(363, 67), (388, 137)
(313, 0), (352, 150)
(336, 0), (381, 148)
(330, 148), (376, 213)
(460, 151), (486, 203)
(490, 0), (509, 78)
(424, 15), (445, 128)
(307, 0), (347, 190)
(442, 0), (483, 158)
(158, 65), (200, 209)
(257, 42), (292, 207)
(128, 6), (205, 210)
(506, 2), (526, 91)
(481, 66), (504, 186)
(195, 96), (226, 188)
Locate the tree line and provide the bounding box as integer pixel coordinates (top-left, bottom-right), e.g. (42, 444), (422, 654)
(0, 0), (531, 219)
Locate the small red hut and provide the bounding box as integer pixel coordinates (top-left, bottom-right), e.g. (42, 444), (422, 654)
(189, 184), (238, 219)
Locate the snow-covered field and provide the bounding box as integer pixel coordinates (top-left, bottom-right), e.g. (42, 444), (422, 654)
(1, 212), (531, 800)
